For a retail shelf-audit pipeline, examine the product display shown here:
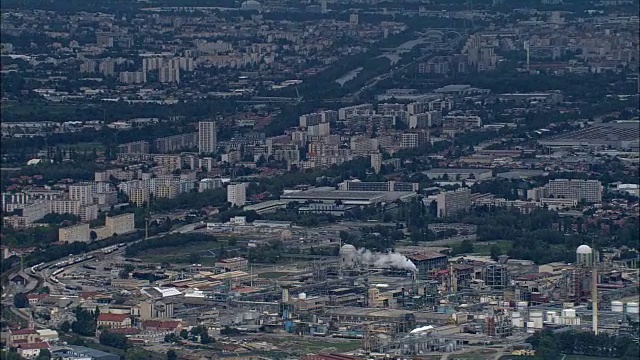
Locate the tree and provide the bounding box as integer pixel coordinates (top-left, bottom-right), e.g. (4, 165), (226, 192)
(99, 330), (131, 350)
(536, 336), (561, 360)
(166, 350), (178, 360)
(14, 293), (29, 308)
(490, 244), (502, 261)
(35, 349), (51, 360)
(188, 253), (201, 264)
(59, 321), (71, 333)
(179, 329), (189, 339)
(125, 348), (150, 360)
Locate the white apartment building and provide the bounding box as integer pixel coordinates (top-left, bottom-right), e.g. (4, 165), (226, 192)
(198, 121), (217, 154)
(401, 133), (420, 149)
(105, 213), (135, 235)
(371, 153), (382, 173)
(436, 188), (471, 218)
(227, 183), (247, 207)
(69, 183), (94, 205)
(199, 178), (223, 192)
(546, 179), (603, 203)
(307, 122), (330, 137)
(59, 223), (90, 243)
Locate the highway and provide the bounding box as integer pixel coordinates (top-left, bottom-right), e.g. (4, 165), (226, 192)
(346, 34), (467, 103)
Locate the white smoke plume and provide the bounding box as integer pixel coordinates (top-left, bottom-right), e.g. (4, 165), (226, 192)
(347, 248), (417, 272)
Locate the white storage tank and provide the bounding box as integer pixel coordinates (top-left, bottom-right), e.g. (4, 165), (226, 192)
(530, 312), (544, 329)
(299, 292), (307, 300)
(611, 301), (624, 313)
(627, 302), (639, 314)
(545, 311), (557, 323)
(526, 321), (536, 333)
(517, 301), (528, 310)
(512, 312), (524, 328)
(562, 309), (576, 318)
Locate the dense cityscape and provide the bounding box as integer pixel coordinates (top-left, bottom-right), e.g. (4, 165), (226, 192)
(0, 0), (639, 360)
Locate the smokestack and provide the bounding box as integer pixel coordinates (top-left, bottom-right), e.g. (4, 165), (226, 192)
(592, 268), (598, 335)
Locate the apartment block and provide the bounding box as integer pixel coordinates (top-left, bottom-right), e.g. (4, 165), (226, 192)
(154, 132), (198, 153)
(59, 223), (90, 243)
(69, 183), (94, 205)
(546, 179), (603, 203)
(338, 104), (374, 120)
(437, 188), (471, 218)
(105, 213), (135, 236)
(371, 153), (382, 173)
(117, 141), (150, 154)
(198, 121), (217, 154)
(227, 183), (247, 207)
(199, 178), (223, 192)
(129, 187), (150, 207)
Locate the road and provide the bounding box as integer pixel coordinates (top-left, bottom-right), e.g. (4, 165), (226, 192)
(346, 35), (467, 102)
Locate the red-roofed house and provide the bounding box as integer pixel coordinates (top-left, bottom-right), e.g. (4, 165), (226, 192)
(8, 329), (40, 346)
(97, 313), (132, 329)
(26, 293), (48, 305)
(17, 342), (50, 359)
(141, 320), (182, 334)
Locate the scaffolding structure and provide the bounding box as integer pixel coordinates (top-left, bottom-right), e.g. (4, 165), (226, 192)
(484, 264), (508, 289)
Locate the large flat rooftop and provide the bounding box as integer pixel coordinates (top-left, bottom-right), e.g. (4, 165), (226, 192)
(539, 122), (640, 149)
(280, 188), (416, 204)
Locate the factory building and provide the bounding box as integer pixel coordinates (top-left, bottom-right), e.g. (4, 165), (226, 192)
(407, 252), (448, 280)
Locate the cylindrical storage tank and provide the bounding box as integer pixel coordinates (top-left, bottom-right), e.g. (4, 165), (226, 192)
(562, 309), (576, 318)
(545, 311), (557, 323)
(627, 302), (639, 314)
(511, 312), (522, 327)
(517, 301), (528, 310)
(530, 311), (544, 329)
(611, 301), (624, 312)
(299, 292), (307, 300)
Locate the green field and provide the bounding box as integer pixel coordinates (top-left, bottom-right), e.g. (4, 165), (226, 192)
(137, 240), (228, 265)
(258, 271), (289, 279)
(473, 240), (512, 255)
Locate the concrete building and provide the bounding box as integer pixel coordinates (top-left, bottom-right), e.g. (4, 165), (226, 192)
(117, 141), (150, 154)
(227, 183), (247, 207)
(546, 179), (603, 203)
(154, 133), (198, 153)
(105, 213), (135, 236)
(437, 188), (471, 218)
(280, 188), (415, 205)
(215, 257), (249, 272)
(424, 168), (493, 181)
(59, 223), (90, 243)
(199, 178), (223, 192)
(69, 183), (94, 206)
(198, 121), (217, 154)
(370, 153), (382, 173)
(339, 180), (419, 192)
(97, 313), (132, 329)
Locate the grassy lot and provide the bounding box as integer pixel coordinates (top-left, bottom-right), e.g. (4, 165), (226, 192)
(269, 338), (361, 354)
(258, 271), (289, 279)
(58, 142), (105, 151)
(138, 240), (228, 265)
(564, 356), (621, 360)
(473, 240), (512, 256)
